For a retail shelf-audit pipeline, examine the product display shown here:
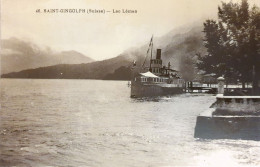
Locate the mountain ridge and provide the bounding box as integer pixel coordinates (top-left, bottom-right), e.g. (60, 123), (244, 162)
(1, 38), (94, 74)
(1, 22), (207, 80)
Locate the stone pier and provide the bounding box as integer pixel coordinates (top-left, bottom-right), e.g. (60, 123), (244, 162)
(194, 77), (260, 140)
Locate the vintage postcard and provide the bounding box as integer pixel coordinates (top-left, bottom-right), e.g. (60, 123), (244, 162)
(1, 0), (260, 166)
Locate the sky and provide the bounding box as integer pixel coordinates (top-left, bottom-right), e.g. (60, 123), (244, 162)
(1, 0), (260, 60)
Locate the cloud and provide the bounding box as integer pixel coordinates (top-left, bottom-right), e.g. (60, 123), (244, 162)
(2, 0), (260, 60)
(1, 37), (93, 74)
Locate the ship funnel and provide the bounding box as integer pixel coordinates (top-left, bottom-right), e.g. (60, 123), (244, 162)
(156, 49), (161, 59)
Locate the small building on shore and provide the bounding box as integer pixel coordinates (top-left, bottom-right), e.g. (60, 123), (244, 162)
(202, 73), (217, 84)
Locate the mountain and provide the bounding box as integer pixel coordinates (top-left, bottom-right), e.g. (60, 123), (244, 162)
(103, 66), (132, 80)
(1, 38), (94, 74)
(2, 22), (207, 80)
(1, 54), (133, 79)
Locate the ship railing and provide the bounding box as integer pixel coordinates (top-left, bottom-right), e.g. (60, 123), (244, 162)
(157, 83), (183, 87)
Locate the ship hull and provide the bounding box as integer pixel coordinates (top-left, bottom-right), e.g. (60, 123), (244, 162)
(130, 83), (184, 98)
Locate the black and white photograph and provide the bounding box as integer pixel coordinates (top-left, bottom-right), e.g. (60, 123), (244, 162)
(1, 0), (260, 166)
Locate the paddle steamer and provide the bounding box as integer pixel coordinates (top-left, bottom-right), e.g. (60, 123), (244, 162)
(130, 37), (185, 98)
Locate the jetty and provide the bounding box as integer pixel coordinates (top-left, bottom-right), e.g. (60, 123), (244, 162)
(185, 81), (253, 94)
(194, 77), (260, 140)
(185, 82), (217, 93)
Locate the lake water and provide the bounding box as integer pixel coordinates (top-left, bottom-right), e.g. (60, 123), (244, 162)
(0, 79), (260, 167)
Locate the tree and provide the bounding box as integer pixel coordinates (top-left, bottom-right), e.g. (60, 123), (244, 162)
(198, 0), (260, 90)
(179, 54), (196, 81)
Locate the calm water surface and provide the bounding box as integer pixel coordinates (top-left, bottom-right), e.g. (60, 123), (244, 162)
(0, 79), (260, 167)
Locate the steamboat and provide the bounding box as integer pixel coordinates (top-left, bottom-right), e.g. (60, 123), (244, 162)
(130, 37), (185, 98)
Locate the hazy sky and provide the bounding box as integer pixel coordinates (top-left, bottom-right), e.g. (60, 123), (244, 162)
(2, 0), (260, 60)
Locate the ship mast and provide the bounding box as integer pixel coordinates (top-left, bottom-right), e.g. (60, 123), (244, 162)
(149, 40), (153, 72)
(142, 35), (153, 69)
